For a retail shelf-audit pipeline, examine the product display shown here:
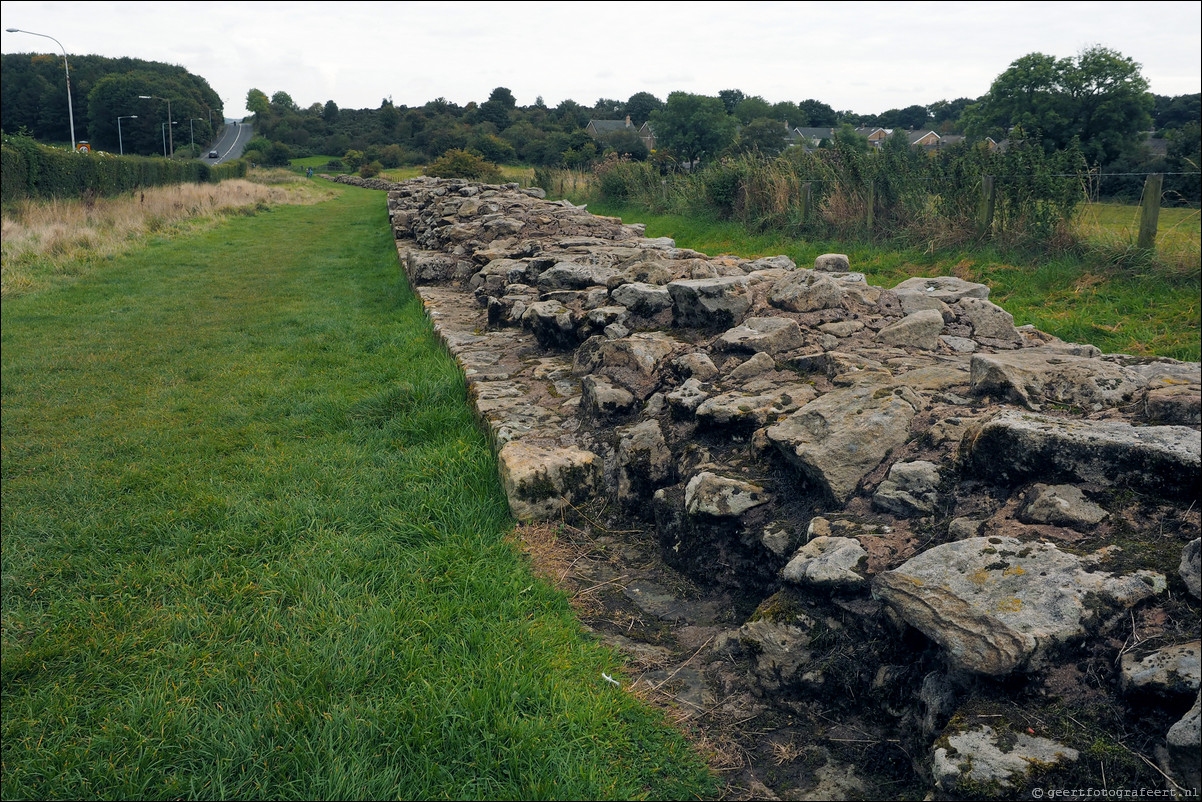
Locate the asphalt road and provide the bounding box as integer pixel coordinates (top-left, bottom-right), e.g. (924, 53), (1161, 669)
(204, 122), (253, 164)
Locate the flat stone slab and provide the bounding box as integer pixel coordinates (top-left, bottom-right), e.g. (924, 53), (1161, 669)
(872, 537), (1165, 675)
(716, 317), (804, 354)
(970, 349), (1145, 411)
(767, 383), (925, 504)
(933, 725), (1078, 793)
(695, 384), (817, 429)
(961, 410), (1201, 501)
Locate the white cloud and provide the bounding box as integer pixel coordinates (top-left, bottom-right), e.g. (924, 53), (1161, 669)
(2, 0), (1197, 118)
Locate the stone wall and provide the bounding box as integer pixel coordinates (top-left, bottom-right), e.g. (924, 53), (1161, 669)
(347, 174), (1201, 797)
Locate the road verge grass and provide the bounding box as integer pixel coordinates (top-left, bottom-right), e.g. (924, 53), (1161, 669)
(0, 182), (717, 800)
(1, 169), (335, 299)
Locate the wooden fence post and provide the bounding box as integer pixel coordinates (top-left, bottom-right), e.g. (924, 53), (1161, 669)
(1137, 173), (1163, 251)
(800, 181), (812, 225)
(866, 179), (875, 236)
(977, 175), (996, 239)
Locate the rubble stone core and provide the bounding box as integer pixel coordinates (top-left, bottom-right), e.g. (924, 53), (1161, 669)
(346, 174), (1201, 798)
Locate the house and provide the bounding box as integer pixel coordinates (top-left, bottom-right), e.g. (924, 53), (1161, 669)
(908, 130), (941, 148)
(585, 117), (635, 139)
(793, 127), (837, 149)
(586, 116), (656, 152)
(855, 126), (893, 147)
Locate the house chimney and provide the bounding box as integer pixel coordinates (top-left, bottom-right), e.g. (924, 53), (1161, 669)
(625, 115), (632, 127)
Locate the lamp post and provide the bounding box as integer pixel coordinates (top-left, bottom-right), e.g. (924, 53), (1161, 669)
(6, 28), (76, 152)
(117, 115), (137, 156)
(188, 118), (203, 156)
(140, 95), (173, 158)
(161, 121), (177, 158)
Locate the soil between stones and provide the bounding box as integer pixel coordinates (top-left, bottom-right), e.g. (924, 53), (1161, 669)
(508, 510), (929, 801)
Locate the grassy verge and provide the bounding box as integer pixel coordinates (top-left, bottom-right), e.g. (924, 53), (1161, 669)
(582, 200), (1200, 362)
(1, 170), (335, 299)
(0, 182), (717, 800)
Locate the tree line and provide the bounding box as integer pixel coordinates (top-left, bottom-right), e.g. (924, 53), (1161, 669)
(1, 45), (1197, 204)
(241, 47), (1195, 203)
(1, 53), (223, 157)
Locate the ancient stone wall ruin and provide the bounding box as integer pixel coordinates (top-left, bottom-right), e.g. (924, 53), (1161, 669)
(343, 174), (1200, 798)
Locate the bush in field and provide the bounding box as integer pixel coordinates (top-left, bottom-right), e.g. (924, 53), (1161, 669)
(468, 133), (516, 165)
(593, 154), (663, 206)
(702, 159), (742, 216)
(378, 144), (407, 168)
(263, 141), (293, 167)
(359, 160), (383, 178)
(424, 149), (502, 182)
(602, 129), (649, 161)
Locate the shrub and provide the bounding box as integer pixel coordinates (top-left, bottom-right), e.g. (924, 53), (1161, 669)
(593, 155), (662, 206)
(359, 161), (383, 178)
(424, 149), (503, 182)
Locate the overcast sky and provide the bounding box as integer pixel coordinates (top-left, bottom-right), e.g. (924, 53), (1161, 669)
(3, 1), (1199, 119)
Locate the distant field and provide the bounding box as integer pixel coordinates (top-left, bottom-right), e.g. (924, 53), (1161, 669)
(1075, 201), (1201, 254)
(288, 157), (535, 185)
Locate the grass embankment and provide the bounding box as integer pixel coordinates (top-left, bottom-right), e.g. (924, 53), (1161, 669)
(582, 200), (1201, 362)
(0, 181), (718, 800)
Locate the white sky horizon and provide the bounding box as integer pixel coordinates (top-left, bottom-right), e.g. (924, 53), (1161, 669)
(2, 1), (1199, 120)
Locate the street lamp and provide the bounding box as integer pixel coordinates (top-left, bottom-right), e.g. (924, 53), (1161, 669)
(188, 118), (203, 156)
(6, 28), (76, 151)
(161, 121), (177, 158)
(139, 95), (173, 158)
(117, 115), (137, 156)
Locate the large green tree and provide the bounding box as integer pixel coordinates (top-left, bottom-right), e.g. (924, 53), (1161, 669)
(733, 95), (773, 124)
(798, 99), (837, 127)
(728, 118), (789, 157)
(625, 92), (663, 126)
(963, 46), (1153, 165)
(246, 88), (270, 117)
(2, 52), (220, 148)
(649, 92), (736, 165)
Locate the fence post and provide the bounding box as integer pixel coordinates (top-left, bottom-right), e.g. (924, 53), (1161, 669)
(866, 179), (875, 236)
(800, 181), (812, 226)
(1137, 173), (1163, 251)
(977, 175), (996, 239)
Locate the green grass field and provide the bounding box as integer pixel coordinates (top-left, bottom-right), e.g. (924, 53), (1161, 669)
(0, 181), (717, 800)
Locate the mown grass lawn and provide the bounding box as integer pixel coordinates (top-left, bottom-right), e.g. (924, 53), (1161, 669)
(0, 182), (717, 801)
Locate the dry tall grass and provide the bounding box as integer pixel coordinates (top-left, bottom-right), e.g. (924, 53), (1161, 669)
(1, 170), (335, 297)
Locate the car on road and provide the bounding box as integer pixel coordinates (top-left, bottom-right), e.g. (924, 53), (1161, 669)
(208, 150), (218, 159)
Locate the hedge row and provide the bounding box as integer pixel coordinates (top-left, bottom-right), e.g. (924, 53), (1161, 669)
(1, 136), (248, 204)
